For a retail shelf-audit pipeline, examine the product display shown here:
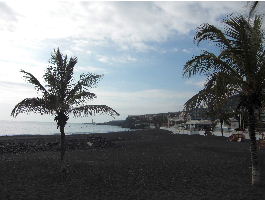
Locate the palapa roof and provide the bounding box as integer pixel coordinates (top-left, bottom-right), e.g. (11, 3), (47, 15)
(185, 120), (212, 125)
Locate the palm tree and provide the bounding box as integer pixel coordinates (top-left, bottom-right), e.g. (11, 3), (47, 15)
(185, 84), (234, 137)
(11, 48), (119, 170)
(249, 1), (259, 19)
(183, 15), (265, 185)
(208, 104), (232, 137)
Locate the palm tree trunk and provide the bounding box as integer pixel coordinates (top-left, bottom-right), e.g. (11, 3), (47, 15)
(59, 124), (67, 173)
(238, 114), (240, 129)
(220, 120), (224, 137)
(60, 125), (66, 163)
(248, 105), (260, 185)
(55, 111), (68, 172)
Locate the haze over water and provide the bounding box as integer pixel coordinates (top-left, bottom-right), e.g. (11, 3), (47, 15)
(0, 120), (130, 136)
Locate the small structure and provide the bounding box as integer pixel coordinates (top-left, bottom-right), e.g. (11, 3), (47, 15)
(167, 112), (186, 127)
(185, 120), (212, 131)
(167, 117), (184, 127)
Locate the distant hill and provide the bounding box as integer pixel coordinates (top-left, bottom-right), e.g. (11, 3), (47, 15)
(96, 112), (180, 129)
(96, 120), (125, 127)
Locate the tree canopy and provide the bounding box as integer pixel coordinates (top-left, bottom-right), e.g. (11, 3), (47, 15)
(11, 49), (119, 119)
(183, 15), (265, 185)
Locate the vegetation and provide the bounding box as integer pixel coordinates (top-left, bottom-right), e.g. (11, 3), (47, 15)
(185, 83), (234, 136)
(152, 114), (168, 129)
(96, 120), (125, 126)
(249, 1), (259, 18)
(183, 15), (265, 185)
(207, 102), (232, 137)
(11, 49), (119, 170)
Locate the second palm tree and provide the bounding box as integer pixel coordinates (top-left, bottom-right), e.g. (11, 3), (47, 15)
(11, 48), (119, 170)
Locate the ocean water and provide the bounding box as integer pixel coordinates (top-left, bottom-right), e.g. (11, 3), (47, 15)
(0, 120), (130, 136)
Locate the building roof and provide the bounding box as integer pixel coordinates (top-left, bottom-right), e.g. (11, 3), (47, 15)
(185, 120), (212, 125)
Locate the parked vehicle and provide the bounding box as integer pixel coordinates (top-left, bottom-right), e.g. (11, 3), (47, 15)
(229, 133), (245, 142)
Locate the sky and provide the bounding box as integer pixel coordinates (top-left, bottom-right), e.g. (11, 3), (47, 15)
(0, 1), (258, 123)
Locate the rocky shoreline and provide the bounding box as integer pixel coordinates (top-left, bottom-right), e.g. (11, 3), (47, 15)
(0, 135), (115, 154)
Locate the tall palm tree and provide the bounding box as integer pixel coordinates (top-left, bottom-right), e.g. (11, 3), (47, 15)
(183, 15), (265, 185)
(11, 48), (119, 170)
(249, 1), (259, 19)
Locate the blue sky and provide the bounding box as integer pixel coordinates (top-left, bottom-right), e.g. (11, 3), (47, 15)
(0, 1), (256, 123)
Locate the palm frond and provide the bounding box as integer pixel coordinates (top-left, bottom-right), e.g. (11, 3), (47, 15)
(50, 48), (65, 71)
(184, 90), (208, 111)
(256, 49), (265, 87)
(223, 16), (244, 42)
(70, 105), (119, 118)
(67, 73), (103, 101)
(195, 23), (231, 49)
(218, 50), (246, 78)
(21, 70), (48, 95)
(78, 73), (103, 89)
(51, 48), (77, 90)
(44, 49), (77, 96)
(183, 51), (226, 77)
(249, 1), (259, 19)
(64, 56), (77, 85)
(11, 98), (52, 117)
(67, 91), (97, 105)
(185, 71), (238, 112)
(43, 65), (60, 94)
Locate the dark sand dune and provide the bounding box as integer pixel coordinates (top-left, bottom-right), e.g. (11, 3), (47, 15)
(0, 129), (264, 200)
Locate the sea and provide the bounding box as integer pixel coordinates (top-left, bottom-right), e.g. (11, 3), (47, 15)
(0, 120), (131, 136)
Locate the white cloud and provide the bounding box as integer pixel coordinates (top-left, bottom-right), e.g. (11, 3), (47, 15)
(0, 86), (194, 122)
(0, 1), (251, 122)
(74, 66), (107, 74)
(0, 1), (247, 84)
(97, 55), (110, 64)
(113, 55), (137, 63)
(0, 80), (39, 104)
(97, 54), (137, 64)
(89, 88), (194, 118)
(1, 1), (245, 53)
(0, 60), (47, 86)
(185, 80), (206, 88)
(182, 48), (192, 54)
(61, 49), (75, 57)
(0, 2), (18, 32)
(96, 89), (192, 100)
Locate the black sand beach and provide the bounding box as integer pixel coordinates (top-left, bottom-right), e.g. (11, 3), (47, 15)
(0, 129), (265, 200)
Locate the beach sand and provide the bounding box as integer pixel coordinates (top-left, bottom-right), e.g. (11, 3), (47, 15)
(0, 129), (265, 199)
